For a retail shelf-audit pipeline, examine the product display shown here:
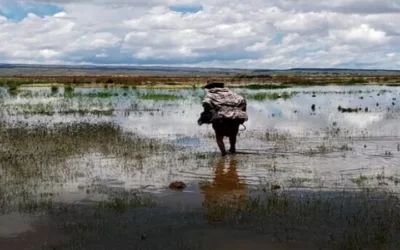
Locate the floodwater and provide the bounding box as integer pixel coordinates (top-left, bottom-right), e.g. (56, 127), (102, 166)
(1, 85), (400, 249)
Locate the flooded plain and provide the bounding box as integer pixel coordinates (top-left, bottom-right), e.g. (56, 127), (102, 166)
(1, 84), (400, 249)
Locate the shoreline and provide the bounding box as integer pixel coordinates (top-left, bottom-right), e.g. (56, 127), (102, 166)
(1, 75), (400, 89)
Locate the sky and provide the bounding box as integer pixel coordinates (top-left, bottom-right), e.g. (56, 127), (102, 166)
(0, 0), (399, 69)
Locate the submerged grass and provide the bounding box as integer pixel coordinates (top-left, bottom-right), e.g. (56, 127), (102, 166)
(1, 100), (116, 116)
(96, 192), (156, 213)
(245, 91), (298, 101)
(35, 188), (400, 250)
(244, 84), (290, 90)
(64, 85), (74, 94)
(201, 189), (400, 249)
(64, 91), (117, 98)
(0, 121), (399, 249)
(0, 122), (176, 215)
(136, 91), (185, 101)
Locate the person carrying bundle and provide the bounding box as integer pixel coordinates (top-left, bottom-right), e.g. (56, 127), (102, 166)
(198, 80), (248, 156)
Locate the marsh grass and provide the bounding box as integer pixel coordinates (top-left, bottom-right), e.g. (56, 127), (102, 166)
(4, 81), (24, 95)
(0, 80), (25, 88)
(1, 125), (400, 250)
(387, 176), (400, 185)
(136, 91), (185, 101)
(199, 189), (400, 249)
(1, 91), (120, 116)
(288, 177), (312, 187)
(96, 192), (157, 213)
(261, 131), (290, 142)
(345, 78), (369, 84)
(347, 171), (400, 187)
(283, 79), (318, 85)
(64, 85), (74, 95)
(64, 91), (116, 98)
(244, 84), (290, 90)
(51, 85), (59, 95)
(301, 89), (375, 95)
(0, 122), (174, 162)
(10, 103), (56, 116)
(58, 109), (115, 116)
(33, 186), (400, 249)
(258, 130), (294, 151)
(351, 174), (369, 187)
(245, 91), (298, 101)
(0, 122), (176, 215)
(164, 81), (180, 86)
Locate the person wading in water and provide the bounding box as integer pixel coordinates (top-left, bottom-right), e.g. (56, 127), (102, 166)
(197, 80), (248, 156)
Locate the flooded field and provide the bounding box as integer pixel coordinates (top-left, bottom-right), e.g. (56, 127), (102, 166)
(1, 84), (400, 249)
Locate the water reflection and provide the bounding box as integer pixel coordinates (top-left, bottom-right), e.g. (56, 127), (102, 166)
(201, 157), (247, 222)
(0, 213), (33, 238)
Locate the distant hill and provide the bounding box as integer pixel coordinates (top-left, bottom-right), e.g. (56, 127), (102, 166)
(0, 63), (399, 76)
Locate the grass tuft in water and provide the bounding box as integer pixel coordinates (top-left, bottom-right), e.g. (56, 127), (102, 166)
(96, 193), (156, 213)
(51, 85), (59, 95)
(245, 84), (290, 90)
(64, 85), (74, 95)
(246, 91), (298, 101)
(65, 91), (116, 98)
(136, 91), (184, 101)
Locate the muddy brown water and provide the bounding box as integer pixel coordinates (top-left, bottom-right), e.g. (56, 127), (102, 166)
(1, 85), (400, 249)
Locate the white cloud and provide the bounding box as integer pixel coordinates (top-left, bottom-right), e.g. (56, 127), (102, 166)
(330, 24), (389, 44)
(95, 53), (108, 58)
(0, 16), (7, 23)
(0, 1), (399, 69)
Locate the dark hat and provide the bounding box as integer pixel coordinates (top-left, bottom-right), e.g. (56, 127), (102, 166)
(203, 81), (225, 89)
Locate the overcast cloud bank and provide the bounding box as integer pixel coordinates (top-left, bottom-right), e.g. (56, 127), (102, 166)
(0, 0), (399, 69)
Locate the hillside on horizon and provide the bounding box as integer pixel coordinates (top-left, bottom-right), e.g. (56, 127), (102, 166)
(0, 63), (399, 77)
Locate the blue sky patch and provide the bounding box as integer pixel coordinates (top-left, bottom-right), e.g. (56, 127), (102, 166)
(269, 32), (285, 45)
(169, 4), (203, 14)
(0, 2), (63, 21)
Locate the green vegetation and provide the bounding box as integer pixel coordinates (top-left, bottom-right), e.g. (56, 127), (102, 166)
(164, 81), (180, 86)
(346, 78), (369, 84)
(283, 79), (317, 85)
(0, 97), (117, 116)
(58, 109), (115, 116)
(0, 122), (176, 214)
(136, 91), (185, 101)
(245, 91), (298, 101)
(64, 85), (74, 95)
(0, 80), (26, 88)
(96, 193), (156, 213)
(244, 84), (290, 90)
(288, 177), (312, 187)
(51, 85), (59, 95)
(76, 91), (116, 98)
(0, 80), (25, 95)
(280, 77), (370, 86)
(64, 90), (117, 98)
(351, 174), (369, 186)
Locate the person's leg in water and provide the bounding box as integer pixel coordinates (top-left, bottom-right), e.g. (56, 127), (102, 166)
(212, 120), (227, 156)
(216, 132), (227, 156)
(228, 121), (240, 154)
